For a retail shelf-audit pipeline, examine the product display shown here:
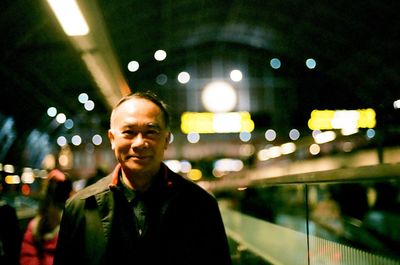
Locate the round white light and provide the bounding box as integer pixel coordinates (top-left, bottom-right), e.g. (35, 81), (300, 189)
(180, 160), (192, 173)
(265, 129), (276, 141)
(154, 50), (167, 61)
(187, 132), (200, 143)
(239, 131), (251, 142)
(47, 107), (57, 117)
(127, 61), (139, 72)
(177, 72), (190, 84)
(56, 113), (66, 124)
(230, 69), (242, 82)
(201, 81), (237, 112)
(164, 160), (181, 173)
(71, 135), (82, 146)
(78, 93), (89, 103)
(84, 100), (95, 111)
(57, 136), (67, 147)
(394, 99), (400, 109)
(92, 134), (102, 145)
(289, 129), (300, 140)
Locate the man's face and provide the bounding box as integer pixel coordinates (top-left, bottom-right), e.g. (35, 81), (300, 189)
(108, 97), (170, 178)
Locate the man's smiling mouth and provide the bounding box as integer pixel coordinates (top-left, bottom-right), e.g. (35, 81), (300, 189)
(128, 154), (151, 160)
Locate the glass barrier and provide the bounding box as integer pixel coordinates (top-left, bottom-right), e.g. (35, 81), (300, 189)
(213, 164), (400, 265)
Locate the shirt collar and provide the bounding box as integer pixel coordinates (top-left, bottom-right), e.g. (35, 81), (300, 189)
(118, 174), (138, 203)
(112, 164), (167, 203)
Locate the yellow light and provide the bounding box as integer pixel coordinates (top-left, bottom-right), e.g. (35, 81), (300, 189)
(47, 0), (90, 36)
(242, 119), (255, 132)
(5, 175), (20, 185)
(308, 109), (376, 130)
(181, 112), (255, 134)
(187, 169), (202, 181)
(358, 108), (376, 128)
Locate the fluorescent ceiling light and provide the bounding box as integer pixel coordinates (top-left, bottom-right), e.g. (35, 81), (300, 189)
(47, 0), (89, 36)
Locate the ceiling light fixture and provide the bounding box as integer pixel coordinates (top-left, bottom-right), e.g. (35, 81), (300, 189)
(47, 0), (90, 36)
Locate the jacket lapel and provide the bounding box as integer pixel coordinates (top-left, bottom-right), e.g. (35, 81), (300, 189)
(94, 190), (114, 241)
(159, 165), (182, 219)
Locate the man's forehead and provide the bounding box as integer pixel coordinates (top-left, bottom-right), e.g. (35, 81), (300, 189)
(120, 120), (162, 128)
(115, 109), (164, 127)
(118, 97), (161, 113)
(111, 97), (166, 128)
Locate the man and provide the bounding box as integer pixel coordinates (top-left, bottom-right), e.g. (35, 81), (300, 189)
(53, 91), (232, 265)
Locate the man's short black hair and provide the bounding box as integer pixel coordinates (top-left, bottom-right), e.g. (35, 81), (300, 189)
(112, 91), (170, 129)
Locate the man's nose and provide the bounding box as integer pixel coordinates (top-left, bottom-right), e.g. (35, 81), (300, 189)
(131, 133), (147, 147)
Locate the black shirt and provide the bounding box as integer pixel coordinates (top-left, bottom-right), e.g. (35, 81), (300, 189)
(118, 176), (147, 237)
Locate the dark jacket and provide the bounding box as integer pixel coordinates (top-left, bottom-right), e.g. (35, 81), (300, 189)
(53, 163), (232, 265)
(0, 201), (22, 265)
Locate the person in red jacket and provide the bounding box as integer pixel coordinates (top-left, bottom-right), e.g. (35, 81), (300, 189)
(20, 169), (72, 265)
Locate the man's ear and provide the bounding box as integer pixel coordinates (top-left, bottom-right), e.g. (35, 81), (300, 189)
(164, 132), (171, 149)
(108, 129), (115, 150)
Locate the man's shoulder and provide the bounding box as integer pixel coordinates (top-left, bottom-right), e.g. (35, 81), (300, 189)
(166, 168), (216, 200)
(68, 174), (113, 203)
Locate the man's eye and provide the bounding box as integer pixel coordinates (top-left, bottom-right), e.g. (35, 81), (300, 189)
(147, 129), (159, 135)
(122, 130), (134, 135)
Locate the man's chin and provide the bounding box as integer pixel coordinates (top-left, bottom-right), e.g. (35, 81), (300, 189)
(124, 160), (146, 170)
(124, 158), (153, 169)
(121, 160), (160, 176)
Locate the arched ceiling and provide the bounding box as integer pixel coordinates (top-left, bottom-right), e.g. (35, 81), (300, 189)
(0, 0), (399, 166)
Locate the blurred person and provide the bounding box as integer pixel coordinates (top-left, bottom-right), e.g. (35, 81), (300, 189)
(310, 187), (344, 239)
(84, 166), (107, 188)
(0, 178), (22, 265)
(20, 169), (72, 265)
(53, 91), (232, 265)
(361, 183), (400, 258)
(330, 183), (369, 221)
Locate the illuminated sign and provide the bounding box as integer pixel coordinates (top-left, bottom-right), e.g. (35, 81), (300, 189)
(181, 112), (255, 134)
(308, 109), (376, 130)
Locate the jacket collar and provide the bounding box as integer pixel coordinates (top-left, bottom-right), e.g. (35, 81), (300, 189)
(109, 163), (121, 188)
(108, 163), (174, 190)
(94, 163), (179, 241)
